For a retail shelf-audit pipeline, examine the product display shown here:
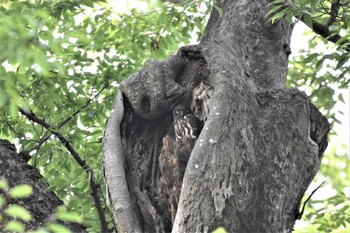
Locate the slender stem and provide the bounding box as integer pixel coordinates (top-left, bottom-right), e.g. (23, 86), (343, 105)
(19, 108), (109, 231)
(326, 0), (340, 27)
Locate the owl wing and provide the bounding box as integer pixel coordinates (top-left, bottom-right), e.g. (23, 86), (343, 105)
(157, 135), (178, 228)
(191, 81), (213, 121)
(182, 114), (201, 141)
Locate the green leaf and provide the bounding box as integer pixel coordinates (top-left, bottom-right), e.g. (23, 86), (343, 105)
(5, 220), (25, 232)
(267, 0), (286, 6)
(81, 0), (94, 8)
(213, 227), (227, 233)
(270, 8), (289, 24)
(56, 211), (83, 223)
(27, 229), (50, 233)
(213, 5), (223, 17)
(336, 56), (349, 70)
(285, 10), (293, 23)
(8, 184), (33, 198)
(266, 4), (285, 18)
(316, 54), (334, 69)
(6, 205), (32, 221)
(0, 179), (8, 190)
(47, 223), (72, 233)
(304, 53), (319, 63)
(0, 195), (5, 206)
(303, 13), (313, 28)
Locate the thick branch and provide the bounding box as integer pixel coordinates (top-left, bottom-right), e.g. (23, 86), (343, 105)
(102, 91), (142, 233)
(20, 108), (87, 167)
(299, 14), (349, 51)
(269, 1), (349, 51)
(19, 108), (109, 232)
(27, 81), (114, 154)
(326, 0), (340, 27)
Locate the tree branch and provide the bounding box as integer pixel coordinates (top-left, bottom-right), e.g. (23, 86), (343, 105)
(296, 181), (326, 220)
(102, 91), (143, 233)
(294, 0), (350, 52)
(20, 108), (86, 167)
(25, 80), (114, 155)
(326, 0), (340, 27)
(58, 80), (114, 129)
(299, 13), (349, 52)
(271, 1), (349, 51)
(19, 108), (109, 232)
(2, 117), (26, 147)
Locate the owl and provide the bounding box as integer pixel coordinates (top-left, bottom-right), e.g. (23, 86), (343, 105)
(156, 105), (202, 227)
(191, 81), (213, 121)
(172, 104), (201, 181)
(173, 104), (200, 143)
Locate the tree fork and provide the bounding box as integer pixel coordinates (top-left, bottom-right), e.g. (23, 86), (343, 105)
(103, 1), (329, 232)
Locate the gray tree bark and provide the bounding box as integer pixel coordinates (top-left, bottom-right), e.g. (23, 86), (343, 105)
(103, 1), (329, 232)
(0, 140), (86, 232)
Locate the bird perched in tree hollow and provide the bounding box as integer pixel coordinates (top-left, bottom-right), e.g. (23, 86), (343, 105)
(156, 104), (201, 225)
(172, 104), (202, 181)
(173, 105), (201, 141)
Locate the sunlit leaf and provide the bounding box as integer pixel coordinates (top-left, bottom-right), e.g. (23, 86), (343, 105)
(5, 220), (25, 232)
(213, 227), (227, 233)
(303, 13), (313, 28)
(6, 205), (32, 221)
(8, 184), (33, 198)
(56, 211), (83, 223)
(266, 4), (285, 18)
(213, 5), (223, 17)
(47, 223), (72, 233)
(0, 179), (8, 190)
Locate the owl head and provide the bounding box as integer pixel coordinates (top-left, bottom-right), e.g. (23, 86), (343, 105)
(172, 104), (191, 121)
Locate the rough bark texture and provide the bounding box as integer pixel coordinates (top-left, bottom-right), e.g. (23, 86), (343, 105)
(0, 139), (86, 232)
(103, 91), (143, 232)
(103, 0), (330, 232)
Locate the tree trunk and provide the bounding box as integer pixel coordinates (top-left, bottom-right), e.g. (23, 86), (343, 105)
(103, 1), (329, 232)
(0, 140), (86, 232)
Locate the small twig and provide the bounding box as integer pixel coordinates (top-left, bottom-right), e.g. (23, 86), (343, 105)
(19, 108), (87, 167)
(296, 181), (326, 220)
(19, 108), (109, 229)
(319, 2), (329, 14)
(2, 117), (25, 147)
(57, 81), (113, 129)
(326, 0), (340, 27)
(24, 80), (114, 155)
(89, 170), (109, 233)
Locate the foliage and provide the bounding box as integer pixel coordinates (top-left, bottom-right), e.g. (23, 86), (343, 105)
(0, 179), (81, 233)
(268, 0), (350, 129)
(213, 227), (228, 233)
(0, 0), (349, 232)
(267, 1), (350, 231)
(294, 141), (350, 232)
(267, 4), (350, 230)
(0, 0), (211, 231)
(0, 180), (33, 232)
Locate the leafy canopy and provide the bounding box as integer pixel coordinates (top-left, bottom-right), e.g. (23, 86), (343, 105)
(0, 0), (210, 231)
(0, 0), (349, 232)
(267, 0), (350, 231)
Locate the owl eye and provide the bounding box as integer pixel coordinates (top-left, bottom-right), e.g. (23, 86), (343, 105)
(175, 110), (180, 114)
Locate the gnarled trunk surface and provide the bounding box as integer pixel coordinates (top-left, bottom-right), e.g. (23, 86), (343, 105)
(103, 1), (329, 232)
(0, 140), (86, 232)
